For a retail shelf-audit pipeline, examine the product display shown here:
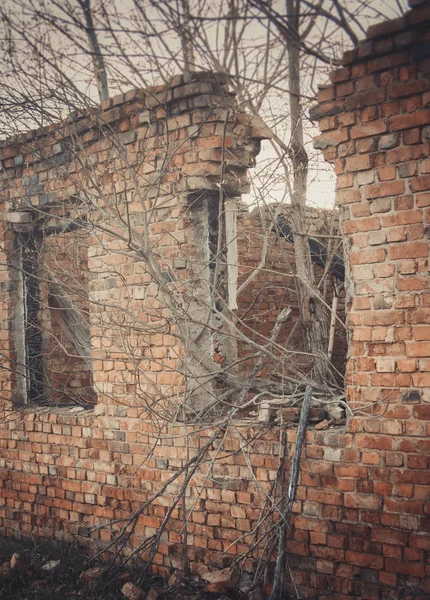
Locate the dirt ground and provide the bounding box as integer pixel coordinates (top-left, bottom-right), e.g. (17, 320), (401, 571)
(0, 537), (164, 600)
(0, 537), (241, 600)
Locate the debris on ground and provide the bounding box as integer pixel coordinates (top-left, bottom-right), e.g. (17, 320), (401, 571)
(0, 537), (254, 600)
(168, 573), (179, 587)
(238, 575), (265, 600)
(79, 566), (107, 583)
(10, 553), (27, 574)
(121, 581), (146, 600)
(0, 561), (11, 577)
(41, 560), (61, 571)
(0, 538), (124, 599)
(200, 567), (239, 593)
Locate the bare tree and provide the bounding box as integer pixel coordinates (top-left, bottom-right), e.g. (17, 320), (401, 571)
(76, 0), (109, 100)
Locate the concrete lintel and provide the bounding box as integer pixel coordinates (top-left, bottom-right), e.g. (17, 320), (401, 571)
(5, 211), (33, 224)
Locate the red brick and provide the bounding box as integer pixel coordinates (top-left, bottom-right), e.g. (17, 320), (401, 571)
(407, 308), (430, 324)
(384, 498), (424, 515)
(355, 216), (381, 232)
(409, 534), (430, 551)
(310, 545), (345, 562)
(374, 481), (393, 496)
(351, 120), (387, 139)
(407, 454), (427, 469)
(410, 175), (430, 192)
(389, 80), (429, 99)
(4, 46), (430, 595)
(403, 128), (421, 145)
(380, 513), (400, 528)
(367, 16), (405, 39)
(346, 88), (385, 110)
(317, 86), (335, 102)
(382, 420), (403, 435)
(382, 544), (402, 559)
(369, 51), (408, 74)
(362, 452), (381, 465)
(363, 311), (403, 326)
(393, 483), (414, 498)
(337, 173), (354, 188)
(407, 342), (430, 357)
(377, 166), (396, 181)
(346, 154), (373, 172)
(391, 110), (430, 131)
(365, 180), (405, 200)
(385, 558), (425, 578)
(329, 67), (350, 84)
(307, 489), (343, 506)
(350, 248), (385, 265)
(301, 473), (320, 487)
(371, 528), (408, 545)
(314, 128), (348, 147)
(404, 547), (424, 562)
(344, 493), (381, 510)
(357, 137), (378, 153)
(379, 571), (397, 587)
(417, 192), (430, 207)
(387, 148), (422, 169)
(293, 516), (330, 532)
(388, 242), (429, 260)
(405, 421), (425, 436)
(345, 551), (384, 569)
(337, 189), (361, 204)
(310, 531), (326, 545)
(401, 96), (422, 115)
(355, 434), (393, 450)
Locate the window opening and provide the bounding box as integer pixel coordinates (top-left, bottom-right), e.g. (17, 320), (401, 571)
(11, 214), (95, 407)
(18, 230), (44, 403)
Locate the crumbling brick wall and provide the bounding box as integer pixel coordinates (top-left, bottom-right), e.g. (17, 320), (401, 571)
(312, 0), (430, 416)
(1, 73), (271, 412)
(0, 2), (430, 597)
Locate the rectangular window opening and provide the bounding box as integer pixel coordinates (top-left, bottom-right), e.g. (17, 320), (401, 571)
(12, 220), (95, 407)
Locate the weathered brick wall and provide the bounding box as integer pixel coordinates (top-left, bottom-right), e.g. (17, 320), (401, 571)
(1, 2), (430, 597)
(0, 73), (270, 412)
(1, 405), (428, 598)
(307, 0), (430, 595)
(312, 0), (430, 414)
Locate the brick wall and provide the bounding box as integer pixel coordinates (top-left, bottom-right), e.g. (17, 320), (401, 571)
(307, 0), (430, 595)
(0, 73), (272, 412)
(312, 0), (430, 416)
(1, 2), (430, 597)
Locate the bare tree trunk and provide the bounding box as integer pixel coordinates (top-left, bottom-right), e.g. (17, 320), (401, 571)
(77, 0), (109, 101)
(286, 0), (334, 385)
(180, 0), (196, 81)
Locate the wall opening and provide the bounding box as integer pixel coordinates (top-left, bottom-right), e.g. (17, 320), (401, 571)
(235, 204), (348, 392)
(10, 214), (95, 406)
